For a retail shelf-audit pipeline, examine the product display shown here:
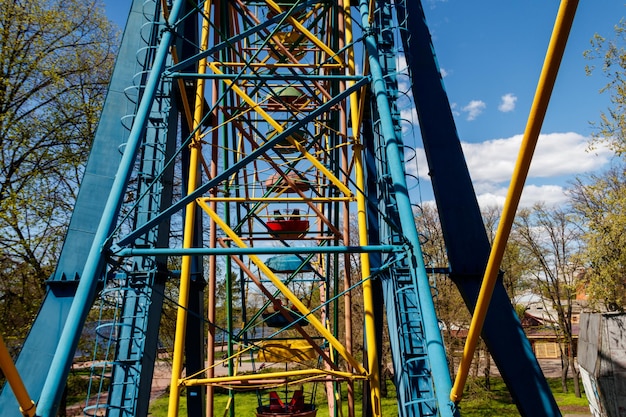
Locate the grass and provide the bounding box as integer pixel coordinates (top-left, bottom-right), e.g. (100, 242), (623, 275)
(457, 377), (589, 417)
(148, 377), (588, 416)
(149, 381), (398, 416)
(547, 378), (591, 414)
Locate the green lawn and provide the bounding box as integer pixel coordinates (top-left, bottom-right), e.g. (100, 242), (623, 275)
(456, 377), (589, 417)
(150, 382), (398, 417)
(149, 377), (588, 416)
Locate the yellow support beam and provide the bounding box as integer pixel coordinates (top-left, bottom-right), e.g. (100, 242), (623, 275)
(0, 334), (35, 417)
(183, 368), (366, 386)
(167, 1), (212, 416)
(450, 0), (579, 403)
(354, 142), (382, 417)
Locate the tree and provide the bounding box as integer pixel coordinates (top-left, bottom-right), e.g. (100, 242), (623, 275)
(415, 204), (471, 376)
(0, 0), (117, 349)
(579, 18), (626, 310)
(481, 205), (533, 303)
(569, 167), (626, 310)
(584, 18), (626, 156)
(514, 204), (582, 396)
(416, 204), (535, 388)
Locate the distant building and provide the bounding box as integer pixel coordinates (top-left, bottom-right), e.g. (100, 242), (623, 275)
(519, 295), (583, 359)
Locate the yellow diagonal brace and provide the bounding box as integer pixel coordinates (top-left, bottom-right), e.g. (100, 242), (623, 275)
(264, 0), (344, 66)
(207, 62), (353, 197)
(198, 199), (366, 374)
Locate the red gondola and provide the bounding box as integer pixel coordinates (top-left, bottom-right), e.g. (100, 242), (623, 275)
(256, 390), (317, 417)
(267, 218), (309, 239)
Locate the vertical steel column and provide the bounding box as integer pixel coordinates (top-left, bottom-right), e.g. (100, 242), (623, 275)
(36, 1), (186, 414)
(357, 1), (455, 415)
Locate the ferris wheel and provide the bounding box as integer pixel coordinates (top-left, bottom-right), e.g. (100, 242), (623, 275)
(0, 1), (578, 417)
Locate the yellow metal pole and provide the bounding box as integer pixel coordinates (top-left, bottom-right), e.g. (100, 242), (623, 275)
(354, 143), (382, 417)
(450, 0), (579, 403)
(183, 368), (365, 386)
(0, 334), (35, 417)
(343, 1), (382, 410)
(168, 1), (212, 416)
(167, 122), (202, 417)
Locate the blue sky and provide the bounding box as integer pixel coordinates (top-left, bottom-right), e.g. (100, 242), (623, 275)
(102, 1), (624, 208)
(407, 1), (624, 208)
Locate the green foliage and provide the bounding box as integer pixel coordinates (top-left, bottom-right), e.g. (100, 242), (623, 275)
(64, 368), (109, 406)
(584, 18), (626, 156)
(0, 0), (117, 345)
(575, 15), (626, 309)
(570, 168), (626, 310)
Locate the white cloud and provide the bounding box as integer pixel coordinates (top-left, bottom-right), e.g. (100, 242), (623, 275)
(396, 53), (408, 75)
(498, 93), (517, 112)
(450, 102), (460, 117)
(518, 184), (569, 207)
(462, 100), (486, 121)
(475, 184), (568, 208)
(393, 64), (420, 130)
(410, 132), (613, 208)
(462, 132), (612, 183)
(440, 68), (449, 78)
(400, 106), (419, 130)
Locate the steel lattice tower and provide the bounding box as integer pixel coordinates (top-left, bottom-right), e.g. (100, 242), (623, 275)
(0, 1), (564, 416)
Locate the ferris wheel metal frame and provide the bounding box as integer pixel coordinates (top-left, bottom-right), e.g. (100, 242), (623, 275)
(0, 1), (571, 417)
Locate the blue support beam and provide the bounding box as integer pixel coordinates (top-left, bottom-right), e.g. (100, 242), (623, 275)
(115, 245), (400, 256)
(34, 0), (188, 414)
(358, 1), (457, 416)
(397, 1), (561, 416)
(0, 0), (151, 415)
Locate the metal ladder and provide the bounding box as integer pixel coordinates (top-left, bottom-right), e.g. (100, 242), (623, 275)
(84, 0), (174, 414)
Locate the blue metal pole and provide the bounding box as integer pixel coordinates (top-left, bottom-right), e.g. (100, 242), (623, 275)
(169, 72), (364, 81)
(357, 2), (455, 416)
(35, 1), (186, 415)
(116, 245), (400, 256)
